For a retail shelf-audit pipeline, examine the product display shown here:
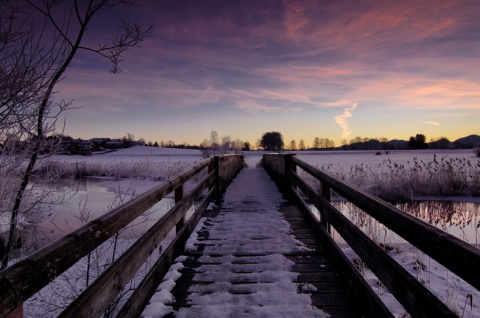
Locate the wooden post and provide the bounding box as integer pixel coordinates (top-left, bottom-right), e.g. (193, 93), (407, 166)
(284, 154), (296, 199)
(213, 156), (220, 201)
(175, 185), (185, 233)
(5, 305), (23, 318)
(320, 181), (331, 234)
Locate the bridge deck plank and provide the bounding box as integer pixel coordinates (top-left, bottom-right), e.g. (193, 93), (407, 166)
(148, 168), (361, 317)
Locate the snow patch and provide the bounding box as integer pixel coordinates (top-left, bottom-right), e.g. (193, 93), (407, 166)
(142, 257), (186, 318)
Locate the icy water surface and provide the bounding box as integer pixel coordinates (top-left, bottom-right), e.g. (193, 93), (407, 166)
(33, 177), (176, 249)
(35, 178), (480, 247)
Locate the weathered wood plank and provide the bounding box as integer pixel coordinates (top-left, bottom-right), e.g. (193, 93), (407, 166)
(290, 185), (395, 318)
(58, 171), (216, 317)
(167, 195), (360, 317)
(115, 187), (216, 318)
(0, 158), (214, 317)
(263, 154), (480, 317)
(292, 175), (457, 317)
(292, 156), (480, 291)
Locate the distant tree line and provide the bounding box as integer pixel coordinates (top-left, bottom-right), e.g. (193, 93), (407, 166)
(12, 132), (474, 157)
(0, 133), (160, 156)
(256, 132), (479, 152)
(339, 134), (471, 151)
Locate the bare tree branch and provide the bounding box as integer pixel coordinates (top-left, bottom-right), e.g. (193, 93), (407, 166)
(1, 0), (151, 271)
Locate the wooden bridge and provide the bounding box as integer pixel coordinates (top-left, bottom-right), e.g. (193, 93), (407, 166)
(1, 154), (479, 317)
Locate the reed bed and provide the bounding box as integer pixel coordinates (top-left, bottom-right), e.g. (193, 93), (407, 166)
(304, 155), (480, 200)
(34, 158), (202, 181)
(333, 201), (480, 317)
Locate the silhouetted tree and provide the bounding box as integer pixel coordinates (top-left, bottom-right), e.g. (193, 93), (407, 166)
(289, 140), (297, 150)
(299, 139), (305, 150)
(260, 131), (284, 151)
(121, 133), (134, 148)
(408, 134), (428, 149)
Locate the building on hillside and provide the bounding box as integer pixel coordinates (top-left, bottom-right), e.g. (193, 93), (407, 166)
(78, 140), (93, 155)
(132, 141), (145, 146)
(105, 139), (123, 149)
(91, 138), (110, 144)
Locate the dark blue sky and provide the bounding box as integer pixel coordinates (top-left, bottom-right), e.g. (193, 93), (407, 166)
(57, 0), (480, 146)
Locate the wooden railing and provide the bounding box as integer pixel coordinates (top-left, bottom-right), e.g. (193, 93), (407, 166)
(262, 153), (480, 318)
(0, 155), (244, 318)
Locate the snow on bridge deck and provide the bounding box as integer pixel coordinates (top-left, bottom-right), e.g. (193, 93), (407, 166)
(143, 167), (360, 318)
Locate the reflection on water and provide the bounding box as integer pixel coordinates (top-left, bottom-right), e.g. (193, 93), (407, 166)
(323, 201), (480, 245)
(34, 177), (176, 249)
(28, 177), (480, 251)
(54, 177), (116, 193)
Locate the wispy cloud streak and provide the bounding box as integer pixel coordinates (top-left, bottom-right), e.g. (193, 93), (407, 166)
(334, 103), (358, 138)
(235, 100), (281, 113)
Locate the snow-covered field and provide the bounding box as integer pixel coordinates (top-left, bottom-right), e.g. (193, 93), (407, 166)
(8, 147), (480, 317)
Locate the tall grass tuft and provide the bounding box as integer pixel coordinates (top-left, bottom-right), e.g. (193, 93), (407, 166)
(474, 147), (480, 158)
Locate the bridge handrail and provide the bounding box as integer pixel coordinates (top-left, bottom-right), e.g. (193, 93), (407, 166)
(263, 153), (480, 317)
(0, 155), (244, 317)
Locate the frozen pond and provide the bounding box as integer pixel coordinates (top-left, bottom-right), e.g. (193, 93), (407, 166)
(32, 177), (176, 249)
(31, 177), (480, 250)
(10, 147), (479, 251)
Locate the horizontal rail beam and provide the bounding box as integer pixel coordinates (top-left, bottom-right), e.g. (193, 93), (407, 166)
(116, 186), (216, 318)
(290, 186), (394, 318)
(291, 172), (456, 317)
(292, 156), (480, 291)
(0, 157), (213, 317)
(59, 170), (216, 317)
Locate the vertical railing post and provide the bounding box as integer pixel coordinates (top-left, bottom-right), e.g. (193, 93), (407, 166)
(175, 184), (185, 233)
(213, 156), (220, 201)
(320, 181), (331, 234)
(5, 305), (23, 318)
(284, 154), (296, 199)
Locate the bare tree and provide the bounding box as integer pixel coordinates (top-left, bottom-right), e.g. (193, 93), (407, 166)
(299, 139), (305, 150)
(0, 0), (151, 269)
(312, 137), (320, 150)
(220, 135), (231, 153)
(200, 131), (243, 158)
(210, 130), (219, 154)
(289, 139), (296, 150)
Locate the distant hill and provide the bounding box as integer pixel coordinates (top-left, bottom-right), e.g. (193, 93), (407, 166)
(339, 134), (479, 151)
(387, 139), (408, 150)
(453, 134), (480, 148)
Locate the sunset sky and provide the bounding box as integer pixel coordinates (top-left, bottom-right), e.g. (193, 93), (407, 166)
(56, 0), (480, 147)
